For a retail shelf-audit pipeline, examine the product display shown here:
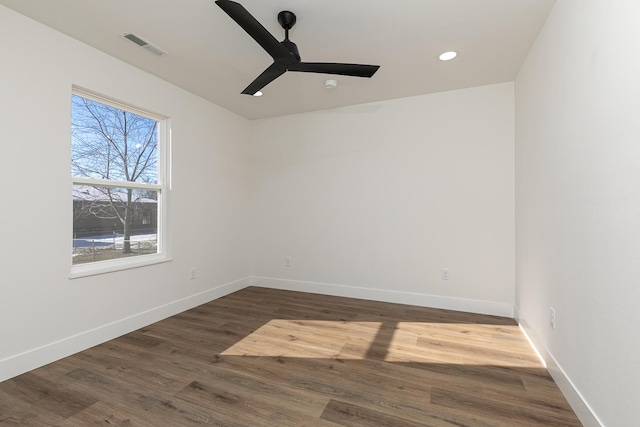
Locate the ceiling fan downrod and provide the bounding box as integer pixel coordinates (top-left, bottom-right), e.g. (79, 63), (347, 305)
(278, 11), (300, 61)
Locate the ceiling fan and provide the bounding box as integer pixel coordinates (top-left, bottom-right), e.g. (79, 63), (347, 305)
(215, 0), (380, 95)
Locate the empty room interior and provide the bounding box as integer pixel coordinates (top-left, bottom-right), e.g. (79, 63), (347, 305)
(0, 1), (638, 426)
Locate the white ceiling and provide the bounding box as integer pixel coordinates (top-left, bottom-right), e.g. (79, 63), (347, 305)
(0, 0), (555, 120)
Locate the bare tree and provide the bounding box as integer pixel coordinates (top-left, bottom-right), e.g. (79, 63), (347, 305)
(72, 95), (158, 253)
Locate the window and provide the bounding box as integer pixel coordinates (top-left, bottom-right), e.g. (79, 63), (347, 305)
(70, 88), (169, 277)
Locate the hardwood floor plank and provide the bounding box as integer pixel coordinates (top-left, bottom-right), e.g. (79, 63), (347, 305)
(3, 373), (97, 419)
(0, 388), (32, 421)
(58, 369), (212, 426)
(430, 387), (582, 426)
(320, 399), (435, 427)
(0, 408), (67, 426)
(115, 331), (165, 349)
(68, 345), (192, 394)
(174, 379), (335, 427)
(63, 402), (135, 426)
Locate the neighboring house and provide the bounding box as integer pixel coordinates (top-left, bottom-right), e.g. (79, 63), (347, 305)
(72, 185), (157, 237)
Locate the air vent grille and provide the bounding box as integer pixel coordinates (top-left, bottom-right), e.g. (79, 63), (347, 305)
(123, 33), (168, 56)
(123, 33), (147, 46)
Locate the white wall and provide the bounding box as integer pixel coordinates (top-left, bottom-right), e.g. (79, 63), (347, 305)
(249, 83), (515, 316)
(0, 6), (251, 381)
(515, 1), (640, 425)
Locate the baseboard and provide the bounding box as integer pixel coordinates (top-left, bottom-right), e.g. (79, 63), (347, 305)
(516, 311), (603, 427)
(0, 276), (250, 382)
(250, 276), (514, 318)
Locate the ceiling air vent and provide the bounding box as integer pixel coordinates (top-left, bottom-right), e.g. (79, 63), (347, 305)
(123, 33), (168, 56)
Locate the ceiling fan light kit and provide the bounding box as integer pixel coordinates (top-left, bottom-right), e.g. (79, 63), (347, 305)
(215, 0), (380, 95)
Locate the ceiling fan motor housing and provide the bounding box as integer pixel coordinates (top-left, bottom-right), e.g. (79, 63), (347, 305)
(281, 39), (301, 61)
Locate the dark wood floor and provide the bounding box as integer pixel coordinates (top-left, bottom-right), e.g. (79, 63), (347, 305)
(0, 287), (581, 426)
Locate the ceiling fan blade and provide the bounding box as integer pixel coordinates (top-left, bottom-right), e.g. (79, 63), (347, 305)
(288, 62), (380, 78)
(215, 0), (294, 64)
(241, 62), (287, 95)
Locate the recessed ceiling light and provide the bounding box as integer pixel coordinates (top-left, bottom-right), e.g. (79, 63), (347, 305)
(439, 51), (457, 61)
(253, 91), (263, 97)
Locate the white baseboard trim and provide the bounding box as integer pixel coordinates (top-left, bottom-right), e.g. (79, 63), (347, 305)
(0, 276), (250, 383)
(516, 310), (603, 427)
(249, 276), (514, 318)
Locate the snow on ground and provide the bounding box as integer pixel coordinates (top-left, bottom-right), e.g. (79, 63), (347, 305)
(72, 232), (157, 248)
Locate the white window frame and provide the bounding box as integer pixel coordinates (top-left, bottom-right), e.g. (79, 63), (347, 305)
(70, 86), (171, 278)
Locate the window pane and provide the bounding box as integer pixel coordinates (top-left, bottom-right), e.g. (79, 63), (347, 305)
(71, 95), (158, 184)
(72, 185), (158, 265)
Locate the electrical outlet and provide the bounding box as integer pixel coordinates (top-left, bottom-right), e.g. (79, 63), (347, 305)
(441, 268), (449, 280)
(285, 257), (291, 267)
(190, 268), (197, 280)
(550, 307), (556, 329)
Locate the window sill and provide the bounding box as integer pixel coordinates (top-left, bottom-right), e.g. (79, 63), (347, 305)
(69, 253), (172, 279)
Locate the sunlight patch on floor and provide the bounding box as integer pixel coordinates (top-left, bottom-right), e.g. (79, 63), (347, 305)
(220, 320), (382, 359)
(220, 320), (543, 368)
